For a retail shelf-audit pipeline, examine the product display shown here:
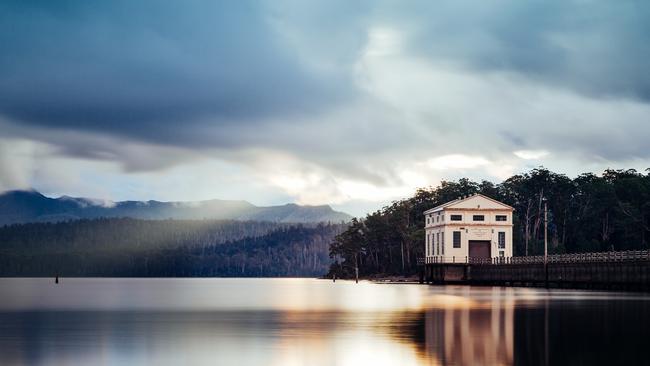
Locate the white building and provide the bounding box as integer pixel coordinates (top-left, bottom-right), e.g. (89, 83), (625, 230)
(424, 194), (514, 263)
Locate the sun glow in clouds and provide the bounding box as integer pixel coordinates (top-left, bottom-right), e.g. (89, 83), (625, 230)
(514, 150), (550, 160)
(364, 27), (403, 57)
(427, 154), (491, 170)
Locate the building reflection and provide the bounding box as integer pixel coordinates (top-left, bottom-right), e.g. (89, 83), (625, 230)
(421, 288), (514, 366)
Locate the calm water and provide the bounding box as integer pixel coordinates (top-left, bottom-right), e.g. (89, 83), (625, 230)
(0, 278), (649, 366)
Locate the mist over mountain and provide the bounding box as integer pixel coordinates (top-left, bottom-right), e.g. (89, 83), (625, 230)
(0, 190), (352, 226)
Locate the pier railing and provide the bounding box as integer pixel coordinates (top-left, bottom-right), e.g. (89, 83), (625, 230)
(511, 250), (650, 264)
(418, 249), (650, 266)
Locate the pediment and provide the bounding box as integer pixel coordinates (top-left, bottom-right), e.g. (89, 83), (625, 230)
(446, 194), (513, 210)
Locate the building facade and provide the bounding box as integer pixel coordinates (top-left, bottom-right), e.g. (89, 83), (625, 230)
(424, 194), (513, 262)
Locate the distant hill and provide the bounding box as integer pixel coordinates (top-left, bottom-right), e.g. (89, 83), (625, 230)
(0, 190), (352, 226)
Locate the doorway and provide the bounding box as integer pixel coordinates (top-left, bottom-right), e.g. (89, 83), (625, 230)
(468, 240), (491, 258)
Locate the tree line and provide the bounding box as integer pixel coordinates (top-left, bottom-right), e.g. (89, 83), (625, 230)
(0, 218), (346, 277)
(328, 168), (650, 278)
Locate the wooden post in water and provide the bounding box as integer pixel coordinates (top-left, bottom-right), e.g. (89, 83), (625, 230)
(55, 275), (59, 284)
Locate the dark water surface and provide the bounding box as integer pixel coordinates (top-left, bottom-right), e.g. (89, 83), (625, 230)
(0, 278), (649, 365)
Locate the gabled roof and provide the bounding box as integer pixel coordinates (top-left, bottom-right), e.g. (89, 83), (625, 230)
(424, 197), (464, 214)
(423, 193), (514, 214)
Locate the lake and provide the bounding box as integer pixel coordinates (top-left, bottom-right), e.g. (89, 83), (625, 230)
(0, 278), (649, 365)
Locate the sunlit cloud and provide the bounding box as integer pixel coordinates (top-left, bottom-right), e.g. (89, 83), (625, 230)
(514, 150), (550, 160)
(426, 155), (491, 170)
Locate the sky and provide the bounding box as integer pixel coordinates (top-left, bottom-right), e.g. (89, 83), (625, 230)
(1, 0), (650, 217)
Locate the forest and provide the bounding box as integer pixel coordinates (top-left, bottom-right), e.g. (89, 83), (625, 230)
(328, 168), (650, 278)
(0, 218), (345, 277)
(2, 167), (649, 279)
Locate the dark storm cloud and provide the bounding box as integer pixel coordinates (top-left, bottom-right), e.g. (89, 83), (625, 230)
(384, 1), (650, 101)
(1, 0), (650, 176)
(0, 0), (350, 145)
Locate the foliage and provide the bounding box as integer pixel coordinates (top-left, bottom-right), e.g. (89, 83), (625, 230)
(328, 168), (650, 278)
(0, 218), (346, 277)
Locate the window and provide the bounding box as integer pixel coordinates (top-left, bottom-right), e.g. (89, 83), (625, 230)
(436, 233), (440, 254)
(441, 232), (445, 255)
(499, 251), (505, 257)
(473, 215), (485, 221)
(498, 232), (506, 249)
(432, 234), (436, 256)
(450, 214), (462, 221)
(436, 242), (439, 256)
(453, 231), (461, 248)
(427, 217), (430, 225)
(436, 215), (439, 223)
(496, 215), (507, 222)
(425, 234), (431, 256)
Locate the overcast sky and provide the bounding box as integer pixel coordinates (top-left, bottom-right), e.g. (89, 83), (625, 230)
(1, 0), (649, 216)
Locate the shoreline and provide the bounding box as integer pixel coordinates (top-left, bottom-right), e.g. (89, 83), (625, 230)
(324, 275), (420, 284)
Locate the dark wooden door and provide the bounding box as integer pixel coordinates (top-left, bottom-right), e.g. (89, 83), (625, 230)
(469, 240), (491, 258)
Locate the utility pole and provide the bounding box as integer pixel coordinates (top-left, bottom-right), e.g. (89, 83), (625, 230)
(544, 201), (548, 264)
(544, 199), (548, 288)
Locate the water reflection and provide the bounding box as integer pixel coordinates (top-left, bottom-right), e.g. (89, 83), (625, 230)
(0, 310), (428, 366)
(422, 294), (514, 365)
(0, 279), (649, 366)
(415, 287), (650, 365)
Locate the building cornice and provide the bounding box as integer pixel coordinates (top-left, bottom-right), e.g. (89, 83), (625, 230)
(426, 223), (513, 228)
(443, 207), (513, 212)
(423, 194), (515, 214)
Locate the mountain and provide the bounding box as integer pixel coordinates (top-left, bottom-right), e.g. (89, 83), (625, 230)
(0, 190), (352, 226)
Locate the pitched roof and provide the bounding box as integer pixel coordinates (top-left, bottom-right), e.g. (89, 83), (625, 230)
(423, 193), (514, 214)
(424, 197), (464, 214)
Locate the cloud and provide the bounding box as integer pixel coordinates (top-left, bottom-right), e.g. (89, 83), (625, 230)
(0, 0), (350, 145)
(0, 138), (39, 191)
(514, 150), (550, 160)
(0, 0), (649, 216)
(384, 1), (650, 101)
(427, 155), (491, 170)
(353, 32), (650, 163)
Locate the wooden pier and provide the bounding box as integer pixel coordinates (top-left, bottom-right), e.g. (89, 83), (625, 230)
(418, 250), (650, 291)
